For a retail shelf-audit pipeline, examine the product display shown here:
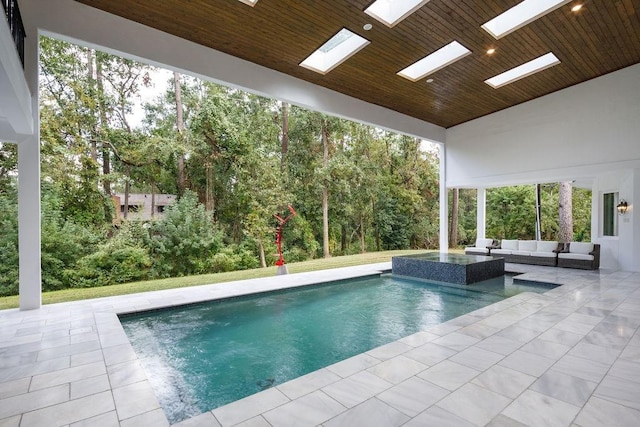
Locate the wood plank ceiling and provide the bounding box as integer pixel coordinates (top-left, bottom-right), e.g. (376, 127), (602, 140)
(75, 0), (640, 128)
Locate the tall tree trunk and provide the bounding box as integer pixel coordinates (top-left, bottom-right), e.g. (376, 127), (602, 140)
(341, 224), (347, 253)
(535, 184), (542, 240)
(174, 71), (186, 195)
(558, 181), (573, 242)
(360, 215), (366, 253)
(281, 101), (289, 171)
(87, 49), (97, 162)
(151, 184), (155, 218)
(321, 120), (331, 258)
(449, 188), (459, 248)
(123, 164), (131, 219)
(205, 163), (215, 213)
(96, 54), (111, 195)
(373, 198), (380, 251)
(258, 240), (267, 268)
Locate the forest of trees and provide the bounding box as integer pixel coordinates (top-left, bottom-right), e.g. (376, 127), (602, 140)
(0, 37), (591, 296)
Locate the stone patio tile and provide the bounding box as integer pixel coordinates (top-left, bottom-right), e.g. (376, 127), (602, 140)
(449, 346), (503, 371)
(403, 342), (456, 366)
(471, 365), (536, 399)
(120, 408), (169, 427)
(530, 370), (597, 407)
(498, 350), (556, 377)
(607, 358), (640, 384)
(496, 325), (542, 343)
(0, 355), (70, 382)
(565, 312), (605, 326)
(486, 414), (528, 427)
(424, 322), (461, 336)
(593, 375), (640, 411)
(322, 371), (392, 408)
(36, 339), (101, 362)
(29, 361), (106, 391)
(0, 377), (30, 399)
(263, 390), (345, 427)
(583, 330), (631, 350)
(277, 368), (342, 400)
(568, 341), (622, 365)
(402, 406), (475, 427)
(173, 412), (222, 427)
(107, 359), (147, 388)
(619, 344), (640, 362)
(554, 319), (596, 335)
(231, 415), (270, 427)
(551, 354), (611, 383)
(417, 360), (480, 391)
(0, 384), (69, 420)
(520, 338), (571, 359)
(112, 381), (161, 421)
(474, 334), (522, 356)
(101, 344), (137, 366)
(377, 376), (448, 417)
(398, 331), (439, 347)
(502, 390), (580, 427)
(537, 327), (584, 347)
(70, 349), (104, 367)
(457, 323), (501, 340)
(366, 355), (427, 384)
(20, 390), (115, 427)
(365, 341), (412, 361)
(71, 373), (111, 399)
(0, 351), (38, 370)
(574, 396), (640, 427)
(70, 410), (120, 427)
(326, 353), (381, 378)
(432, 332), (480, 351)
(212, 387), (289, 426)
(436, 383), (512, 426)
(323, 397), (409, 427)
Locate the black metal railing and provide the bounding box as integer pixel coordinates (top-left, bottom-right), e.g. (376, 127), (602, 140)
(2, 0), (25, 67)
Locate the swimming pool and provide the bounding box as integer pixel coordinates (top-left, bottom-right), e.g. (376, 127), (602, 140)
(120, 273), (556, 423)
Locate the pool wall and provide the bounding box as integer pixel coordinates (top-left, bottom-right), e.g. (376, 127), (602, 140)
(392, 253), (505, 285)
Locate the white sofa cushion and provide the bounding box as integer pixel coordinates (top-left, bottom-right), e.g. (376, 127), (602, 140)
(518, 240), (537, 252)
(559, 253), (594, 261)
(537, 241), (558, 253)
(491, 249), (512, 255)
(512, 250), (531, 256)
(501, 240), (518, 250)
(531, 251), (557, 258)
(570, 242), (594, 254)
(465, 247), (489, 254)
(475, 238), (494, 248)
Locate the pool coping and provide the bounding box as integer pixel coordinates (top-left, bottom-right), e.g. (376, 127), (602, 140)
(1, 263), (639, 426)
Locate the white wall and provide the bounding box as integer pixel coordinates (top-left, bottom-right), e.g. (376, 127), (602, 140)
(19, 0), (445, 144)
(446, 63), (640, 271)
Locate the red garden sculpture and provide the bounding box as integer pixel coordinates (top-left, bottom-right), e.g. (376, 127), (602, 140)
(274, 205), (296, 274)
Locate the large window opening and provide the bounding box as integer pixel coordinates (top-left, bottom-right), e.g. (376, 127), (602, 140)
(602, 192), (618, 237)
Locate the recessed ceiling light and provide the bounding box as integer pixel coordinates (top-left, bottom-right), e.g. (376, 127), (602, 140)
(571, 4), (583, 12)
(363, 23), (373, 31)
(365, 0), (431, 28)
(485, 52), (561, 88)
(237, 0), (258, 6)
(300, 28), (370, 75)
(482, 0), (572, 39)
(487, 48), (496, 55)
(398, 41), (471, 82)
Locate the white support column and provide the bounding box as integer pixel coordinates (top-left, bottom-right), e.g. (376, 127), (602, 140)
(439, 143), (448, 252)
(477, 187), (486, 239)
(18, 21), (41, 310)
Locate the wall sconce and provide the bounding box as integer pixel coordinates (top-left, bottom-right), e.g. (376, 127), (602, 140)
(617, 200), (628, 215)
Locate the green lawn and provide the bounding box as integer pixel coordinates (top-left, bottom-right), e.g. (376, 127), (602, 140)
(0, 249), (437, 310)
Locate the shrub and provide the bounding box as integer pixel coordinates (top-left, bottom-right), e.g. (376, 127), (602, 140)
(67, 245), (152, 288)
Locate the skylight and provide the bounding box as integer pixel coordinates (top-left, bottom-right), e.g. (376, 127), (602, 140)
(300, 29), (370, 75)
(482, 0), (571, 39)
(365, 0), (431, 27)
(237, 0), (258, 6)
(397, 41), (471, 82)
(485, 52), (561, 88)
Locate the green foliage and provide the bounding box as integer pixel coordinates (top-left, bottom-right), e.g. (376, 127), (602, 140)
(0, 184), (18, 296)
(67, 245), (152, 288)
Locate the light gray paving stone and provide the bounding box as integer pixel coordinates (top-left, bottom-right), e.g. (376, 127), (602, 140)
(403, 342), (456, 366)
(0, 356), (70, 382)
(70, 373), (111, 399)
(496, 325), (542, 344)
(323, 397), (409, 427)
(607, 358), (640, 384)
(498, 350), (556, 377)
(474, 334), (522, 356)
(36, 339), (101, 362)
(0, 384), (69, 420)
(70, 349), (104, 367)
(120, 408), (169, 427)
(449, 346), (503, 371)
(20, 390), (115, 427)
(502, 390), (581, 427)
(212, 387), (289, 426)
(263, 390), (345, 427)
(568, 341), (621, 365)
(432, 332), (479, 351)
(107, 359), (147, 389)
(29, 361), (106, 391)
(322, 371), (392, 408)
(619, 344), (640, 362)
(551, 354), (611, 383)
(530, 370), (597, 407)
(366, 355), (427, 384)
(554, 319), (596, 335)
(574, 396), (640, 427)
(593, 374), (640, 411)
(99, 332), (131, 349)
(583, 330), (631, 350)
(0, 377), (30, 399)
(486, 414), (528, 427)
(0, 351), (38, 369)
(231, 415), (270, 427)
(424, 322), (461, 336)
(520, 338), (571, 359)
(471, 365), (536, 399)
(277, 368), (342, 400)
(326, 353), (381, 378)
(377, 376), (448, 417)
(417, 360), (480, 391)
(112, 381), (161, 421)
(402, 406), (475, 427)
(457, 323), (501, 340)
(69, 411), (120, 427)
(365, 341), (411, 361)
(436, 383), (511, 426)
(398, 331), (439, 347)
(101, 344), (138, 366)
(172, 412), (221, 427)
(0, 415), (20, 427)
(565, 312), (605, 326)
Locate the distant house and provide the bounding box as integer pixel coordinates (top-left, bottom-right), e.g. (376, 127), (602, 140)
(112, 193), (176, 222)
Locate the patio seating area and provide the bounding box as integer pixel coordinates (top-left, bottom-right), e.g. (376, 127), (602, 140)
(1, 263), (639, 426)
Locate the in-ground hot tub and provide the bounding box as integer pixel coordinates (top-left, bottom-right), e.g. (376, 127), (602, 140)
(392, 252), (505, 285)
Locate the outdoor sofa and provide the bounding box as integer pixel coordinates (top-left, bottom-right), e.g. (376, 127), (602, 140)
(557, 242), (600, 270)
(490, 240), (562, 267)
(464, 238), (499, 255)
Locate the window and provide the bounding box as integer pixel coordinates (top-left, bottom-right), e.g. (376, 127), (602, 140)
(602, 192), (618, 237)
(157, 205), (166, 213)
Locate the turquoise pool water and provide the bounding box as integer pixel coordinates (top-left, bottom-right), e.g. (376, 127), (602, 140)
(120, 274), (556, 423)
